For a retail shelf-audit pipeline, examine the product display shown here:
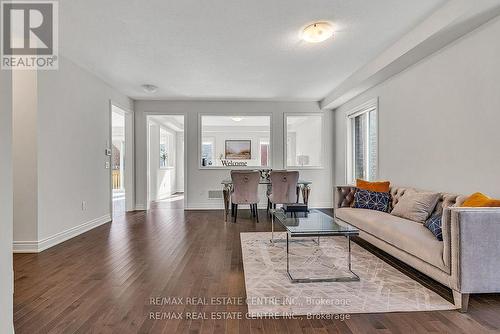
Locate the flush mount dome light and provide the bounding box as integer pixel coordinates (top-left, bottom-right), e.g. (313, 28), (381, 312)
(141, 84), (158, 93)
(231, 117), (243, 122)
(301, 22), (334, 43)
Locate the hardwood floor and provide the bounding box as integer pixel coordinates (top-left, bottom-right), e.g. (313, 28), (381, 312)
(14, 201), (500, 334)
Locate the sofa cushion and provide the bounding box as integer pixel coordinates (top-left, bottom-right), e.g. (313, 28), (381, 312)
(424, 214), (443, 241)
(389, 187), (414, 211)
(391, 190), (440, 223)
(336, 207), (446, 270)
(461, 192), (500, 207)
(356, 179), (390, 193)
(353, 189), (391, 212)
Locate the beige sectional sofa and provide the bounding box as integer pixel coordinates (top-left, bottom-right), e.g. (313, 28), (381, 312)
(335, 185), (500, 312)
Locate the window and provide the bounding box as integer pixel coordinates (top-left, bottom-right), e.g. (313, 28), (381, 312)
(201, 137), (215, 166)
(159, 127), (174, 168)
(259, 139), (269, 167)
(346, 99), (378, 184)
(285, 114), (323, 168)
(200, 115), (271, 168)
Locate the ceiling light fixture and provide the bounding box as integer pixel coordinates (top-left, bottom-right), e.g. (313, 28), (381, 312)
(301, 22), (334, 43)
(141, 84), (158, 93)
(231, 117), (243, 122)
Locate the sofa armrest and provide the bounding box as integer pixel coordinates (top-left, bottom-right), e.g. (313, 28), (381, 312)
(444, 207), (500, 293)
(334, 185), (357, 210)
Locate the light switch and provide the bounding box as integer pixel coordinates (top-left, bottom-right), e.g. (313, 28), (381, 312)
(105, 162), (110, 169)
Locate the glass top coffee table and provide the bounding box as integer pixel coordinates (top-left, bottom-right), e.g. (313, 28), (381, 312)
(271, 209), (360, 283)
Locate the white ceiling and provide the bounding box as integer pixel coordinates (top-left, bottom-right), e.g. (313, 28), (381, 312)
(202, 116), (270, 127)
(59, 0), (446, 101)
(149, 115), (185, 131)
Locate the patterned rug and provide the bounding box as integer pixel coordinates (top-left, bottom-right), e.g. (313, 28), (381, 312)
(241, 232), (456, 316)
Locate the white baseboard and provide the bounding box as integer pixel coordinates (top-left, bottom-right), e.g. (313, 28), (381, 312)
(13, 214), (111, 253)
(135, 204), (146, 211)
(308, 202), (334, 209)
(12, 241), (38, 253)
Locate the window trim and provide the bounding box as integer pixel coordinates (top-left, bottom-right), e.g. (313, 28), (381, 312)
(345, 98), (379, 184)
(198, 113), (273, 170)
(283, 112), (325, 170)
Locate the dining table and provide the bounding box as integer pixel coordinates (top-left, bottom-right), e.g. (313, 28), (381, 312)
(221, 178), (312, 222)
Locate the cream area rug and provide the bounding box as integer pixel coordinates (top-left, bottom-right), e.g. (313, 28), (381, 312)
(241, 232), (456, 316)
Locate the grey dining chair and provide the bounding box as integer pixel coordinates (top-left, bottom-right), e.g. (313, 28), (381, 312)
(230, 170), (261, 223)
(267, 170), (300, 214)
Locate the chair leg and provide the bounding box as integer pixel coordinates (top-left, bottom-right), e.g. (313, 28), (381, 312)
(255, 204), (259, 223)
(251, 204), (256, 217)
(233, 204), (238, 223)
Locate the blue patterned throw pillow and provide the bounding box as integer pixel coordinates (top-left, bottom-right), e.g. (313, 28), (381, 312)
(353, 189), (391, 212)
(424, 214), (443, 241)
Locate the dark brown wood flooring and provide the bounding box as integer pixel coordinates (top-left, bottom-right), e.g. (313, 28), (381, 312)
(14, 200), (500, 334)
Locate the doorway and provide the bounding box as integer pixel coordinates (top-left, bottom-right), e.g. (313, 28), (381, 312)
(147, 115), (185, 210)
(111, 104), (134, 217)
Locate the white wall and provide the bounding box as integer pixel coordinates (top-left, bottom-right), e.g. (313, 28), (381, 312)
(123, 110), (135, 210)
(334, 16), (500, 197)
(135, 101), (333, 209)
(176, 132), (185, 192)
(148, 123), (159, 201)
(158, 126), (178, 198)
(287, 116), (323, 167)
(1, 70), (14, 333)
(148, 121), (180, 200)
(13, 70), (38, 242)
(37, 56), (133, 240)
(203, 128), (270, 167)
(13, 56), (134, 252)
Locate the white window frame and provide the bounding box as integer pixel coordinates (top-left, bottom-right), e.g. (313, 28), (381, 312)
(345, 98), (379, 185)
(284, 112), (325, 170)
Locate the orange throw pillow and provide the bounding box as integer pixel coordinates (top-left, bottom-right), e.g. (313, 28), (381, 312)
(356, 179), (390, 193)
(461, 192), (500, 207)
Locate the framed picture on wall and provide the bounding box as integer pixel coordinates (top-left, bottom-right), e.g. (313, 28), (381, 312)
(225, 140), (251, 160)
